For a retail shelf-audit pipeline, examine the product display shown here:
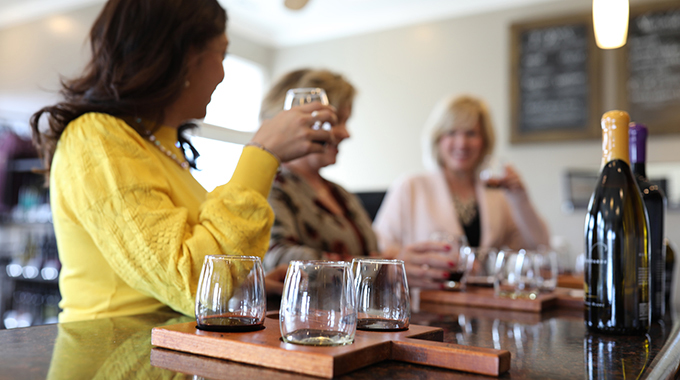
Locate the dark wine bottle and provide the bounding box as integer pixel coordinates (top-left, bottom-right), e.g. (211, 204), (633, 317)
(629, 122), (667, 321)
(664, 238), (675, 310)
(584, 110), (650, 335)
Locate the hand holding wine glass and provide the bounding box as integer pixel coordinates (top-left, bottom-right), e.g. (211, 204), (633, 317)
(480, 158), (526, 192)
(284, 88), (333, 132)
(250, 100), (336, 163)
(383, 240), (459, 290)
(479, 156), (506, 188)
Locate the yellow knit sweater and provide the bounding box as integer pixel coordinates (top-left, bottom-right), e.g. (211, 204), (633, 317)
(51, 113), (278, 323)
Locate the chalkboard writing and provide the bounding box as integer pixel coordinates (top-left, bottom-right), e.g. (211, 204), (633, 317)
(519, 24), (590, 132)
(626, 5), (680, 133)
(511, 16), (600, 143)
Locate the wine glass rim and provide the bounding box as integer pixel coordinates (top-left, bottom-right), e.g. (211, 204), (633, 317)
(351, 258), (404, 265)
(286, 87), (326, 94)
(205, 255), (261, 262)
(288, 259), (349, 267)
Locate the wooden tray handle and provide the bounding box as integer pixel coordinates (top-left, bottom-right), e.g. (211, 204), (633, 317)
(391, 338), (511, 376)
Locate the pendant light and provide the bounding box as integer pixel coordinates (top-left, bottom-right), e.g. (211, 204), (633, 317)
(284, 0), (310, 11)
(592, 0), (630, 49)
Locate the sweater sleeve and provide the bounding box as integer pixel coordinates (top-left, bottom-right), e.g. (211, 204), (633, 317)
(53, 115), (278, 316)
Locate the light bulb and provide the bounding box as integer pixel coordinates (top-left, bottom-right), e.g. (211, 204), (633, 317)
(593, 0), (630, 49)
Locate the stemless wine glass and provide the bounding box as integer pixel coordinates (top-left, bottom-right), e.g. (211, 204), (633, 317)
(195, 255), (266, 332)
(479, 156), (506, 188)
(465, 247), (499, 287)
(494, 249), (519, 298)
(514, 249), (540, 299)
(352, 258), (410, 331)
(430, 232), (473, 291)
(280, 260), (356, 346)
(283, 87), (331, 131)
(535, 248), (558, 293)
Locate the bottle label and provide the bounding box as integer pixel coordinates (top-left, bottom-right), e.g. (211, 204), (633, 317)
(639, 303), (648, 321)
(585, 244), (607, 309)
(638, 265), (648, 286)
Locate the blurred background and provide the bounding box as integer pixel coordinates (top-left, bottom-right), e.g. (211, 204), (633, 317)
(0, 0), (679, 327)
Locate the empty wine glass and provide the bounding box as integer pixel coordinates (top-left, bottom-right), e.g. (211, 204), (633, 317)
(352, 258), (410, 331)
(465, 247), (499, 287)
(283, 87), (332, 131)
(280, 260), (356, 346)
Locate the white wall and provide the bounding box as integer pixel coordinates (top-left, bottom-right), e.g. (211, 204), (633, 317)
(270, 0), (680, 267)
(1, 0), (679, 269)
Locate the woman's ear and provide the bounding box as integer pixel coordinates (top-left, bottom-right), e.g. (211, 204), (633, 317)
(183, 46), (202, 81)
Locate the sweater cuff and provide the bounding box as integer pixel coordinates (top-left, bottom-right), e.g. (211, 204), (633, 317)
(229, 146), (279, 198)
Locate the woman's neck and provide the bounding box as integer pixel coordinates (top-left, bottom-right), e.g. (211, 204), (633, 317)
(285, 161), (324, 186)
(443, 167), (476, 199)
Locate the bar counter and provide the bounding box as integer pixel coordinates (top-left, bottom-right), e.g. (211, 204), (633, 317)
(1, 298), (678, 379)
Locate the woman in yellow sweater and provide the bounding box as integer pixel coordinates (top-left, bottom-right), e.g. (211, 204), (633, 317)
(29, 0), (336, 322)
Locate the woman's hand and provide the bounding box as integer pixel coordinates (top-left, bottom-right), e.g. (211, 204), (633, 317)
(494, 164), (526, 192)
(264, 264), (289, 296)
(385, 242), (454, 289)
(251, 102), (337, 163)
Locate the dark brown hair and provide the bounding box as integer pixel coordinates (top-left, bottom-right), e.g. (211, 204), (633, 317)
(30, 0), (227, 177)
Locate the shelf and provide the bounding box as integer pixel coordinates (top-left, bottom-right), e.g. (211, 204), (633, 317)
(9, 158), (43, 173)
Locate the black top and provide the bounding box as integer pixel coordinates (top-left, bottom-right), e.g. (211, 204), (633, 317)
(461, 205), (481, 247)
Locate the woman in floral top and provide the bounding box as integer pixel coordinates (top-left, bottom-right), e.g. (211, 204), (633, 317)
(260, 69), (378, 272)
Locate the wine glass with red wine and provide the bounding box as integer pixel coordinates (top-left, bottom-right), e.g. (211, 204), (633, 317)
(195, 255), (266, 332)
(479, 156), (506, 188)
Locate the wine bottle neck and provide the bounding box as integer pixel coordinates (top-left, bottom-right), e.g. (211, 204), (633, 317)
(632, 162), (647, 179)
(629, 122), (648, 165)
(601, 111), (630, 166)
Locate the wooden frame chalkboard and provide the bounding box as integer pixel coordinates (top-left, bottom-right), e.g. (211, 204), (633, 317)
(510, 15), (602, 144)
(617, 1), (680, 135)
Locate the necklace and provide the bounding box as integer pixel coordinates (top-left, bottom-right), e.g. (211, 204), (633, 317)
(451, 192), (478, 226)
(147, 134), (190, 170)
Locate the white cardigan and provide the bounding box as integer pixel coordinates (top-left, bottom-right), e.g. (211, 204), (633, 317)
(373, 171), (550, 251)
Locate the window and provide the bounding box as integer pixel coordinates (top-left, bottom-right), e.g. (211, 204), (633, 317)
(204, 55), (264, 133)
(190, 55), (266, 191)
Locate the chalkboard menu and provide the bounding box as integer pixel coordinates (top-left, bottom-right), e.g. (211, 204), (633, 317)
(620, 2), (680, 134)
(511, 16), (601, 143)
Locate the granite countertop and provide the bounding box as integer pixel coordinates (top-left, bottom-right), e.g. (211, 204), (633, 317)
(0, 300), (677, 379)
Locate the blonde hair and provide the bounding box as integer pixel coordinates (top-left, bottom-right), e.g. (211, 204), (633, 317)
(260, 69), (356, 120)
(422, 95), (495, 170)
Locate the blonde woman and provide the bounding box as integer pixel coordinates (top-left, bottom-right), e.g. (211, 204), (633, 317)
(374, 95), (550, 288)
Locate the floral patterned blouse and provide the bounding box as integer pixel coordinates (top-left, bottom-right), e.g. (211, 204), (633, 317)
(264, 167), (378, 271)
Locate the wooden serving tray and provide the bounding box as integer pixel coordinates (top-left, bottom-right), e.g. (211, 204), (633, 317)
(554, 287), (585, 309)
(557, 273), (584, 289)
(151, 314), (511, 378)
(419, 287), (558, 313)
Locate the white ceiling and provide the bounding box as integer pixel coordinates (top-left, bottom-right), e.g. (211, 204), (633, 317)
(0, 0), (560, 47)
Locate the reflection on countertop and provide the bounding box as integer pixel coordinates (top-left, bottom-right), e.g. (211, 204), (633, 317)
(0, 301), (677, 379)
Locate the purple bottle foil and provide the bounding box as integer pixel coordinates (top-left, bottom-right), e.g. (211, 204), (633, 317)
(629, 122), (648, 164)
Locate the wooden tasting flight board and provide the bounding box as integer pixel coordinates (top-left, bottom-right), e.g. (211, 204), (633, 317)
(419, 287), (558, 313)
(151, 314), (511, 378)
